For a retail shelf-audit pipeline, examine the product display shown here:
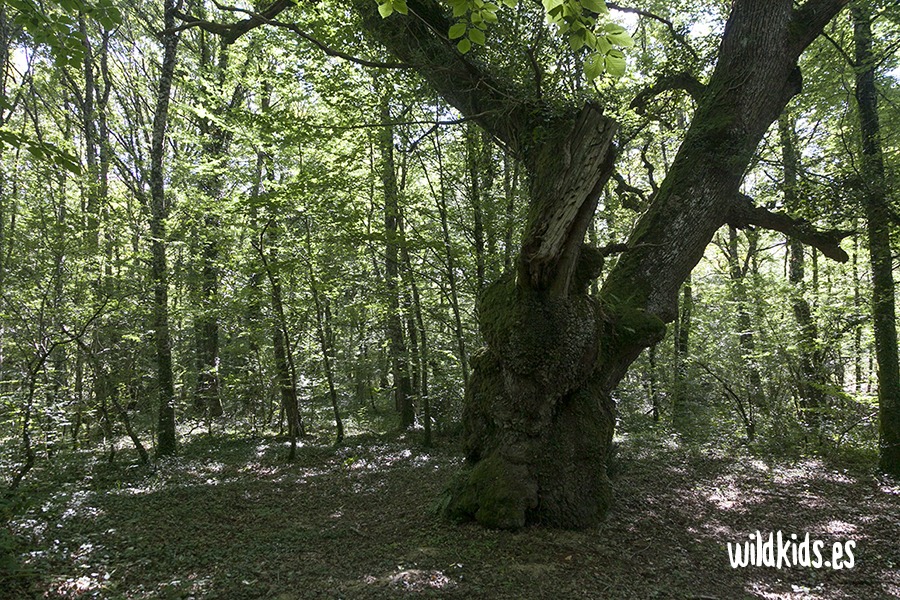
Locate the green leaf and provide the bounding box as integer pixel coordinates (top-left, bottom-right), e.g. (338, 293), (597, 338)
(542, 0), (564, 12)
(377, 2), (393, 18)
(457, 37), (472, 53)
(392, 0), (408, 15)
(585, 53), (604, 81)
(569, 30), (585, 51)
(468, 27), (486, 45)
(596, 35), (612, 54)
(449, 22), (467, 39)
(606, 29), (634, 47)
(449, 0), (468, 13)
(501, 0), (517, 6)
(581, 0), (608, 13)
(605, 49), (626, 77)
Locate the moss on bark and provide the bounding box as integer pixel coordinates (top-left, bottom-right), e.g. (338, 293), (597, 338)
(444, 275), (615, 529)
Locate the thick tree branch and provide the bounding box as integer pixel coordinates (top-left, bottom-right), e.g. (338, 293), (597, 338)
(217, 0), (292, 44)
(169, 0), (292, 42)
(727, 193), (852, 262)
(353, 0), (537, 156)
(790, 0), (851, 54)
(170, 1), (408, 69)
(629, 72), (706, 114)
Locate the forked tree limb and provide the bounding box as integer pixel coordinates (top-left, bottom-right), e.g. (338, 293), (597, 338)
(726, 193), (853, 262)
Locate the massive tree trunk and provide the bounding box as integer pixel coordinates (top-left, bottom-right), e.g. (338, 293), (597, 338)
(351, 0), (851, 529)
(852, 1), (900, 477)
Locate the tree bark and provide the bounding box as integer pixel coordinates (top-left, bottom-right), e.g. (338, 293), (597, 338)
(852, 1), (900, 477)
(780, 115), (826, 427)
(150, 0), (180, 457)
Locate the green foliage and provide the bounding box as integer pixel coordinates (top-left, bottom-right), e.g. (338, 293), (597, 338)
(0, 128), (82, 175)
(375, 0), (632, 79)
(5, 0), (122, 68)
(376, 0), (408, 17)
(445, 0), (499, 53)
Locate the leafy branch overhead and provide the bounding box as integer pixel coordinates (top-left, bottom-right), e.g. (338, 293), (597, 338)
(6, 0), (122, 68)
(376, 0), (633, 79)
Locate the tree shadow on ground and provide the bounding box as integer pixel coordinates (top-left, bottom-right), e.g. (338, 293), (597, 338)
(11, 430), (899, 599)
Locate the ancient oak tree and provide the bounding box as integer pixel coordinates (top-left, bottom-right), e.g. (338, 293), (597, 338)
(179, 0), (853, 527)
(356, 0), (851, 529)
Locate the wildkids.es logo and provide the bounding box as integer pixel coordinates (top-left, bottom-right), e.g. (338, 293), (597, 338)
(727, 531), (856, 569)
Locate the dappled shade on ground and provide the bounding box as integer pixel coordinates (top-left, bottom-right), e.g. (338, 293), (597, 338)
(7, 431), (899, 599)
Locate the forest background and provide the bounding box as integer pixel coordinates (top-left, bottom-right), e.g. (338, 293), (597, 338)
(0, 0), (898, 597)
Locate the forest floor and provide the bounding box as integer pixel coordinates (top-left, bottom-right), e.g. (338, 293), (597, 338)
(3, 426), (899, 600)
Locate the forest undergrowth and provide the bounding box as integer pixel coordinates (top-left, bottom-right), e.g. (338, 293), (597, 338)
(2, 424), (898, 600)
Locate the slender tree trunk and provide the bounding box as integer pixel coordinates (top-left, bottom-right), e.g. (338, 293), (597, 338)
(310, 278), (344, 445)
(672, 275), (693, 429)
(852, 231), (863, 392)
(302, 217), (344, 444)
(194, 35), (236, 421)
(433, 129), (470, 388)
(780, 115), (826, 427)
(378, 92), (414, 429)
(258, 221), (303, 458)
(853, 1), (900, 476)
(467, 123), (487, 293)
(727, 226), (763, 403)
(401, 239), (431, 444)
(647, 344), (659, 422)
(502, 152), (519, 273)
(149, 0), (179, 456)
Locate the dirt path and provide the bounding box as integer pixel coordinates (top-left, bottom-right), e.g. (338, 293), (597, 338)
(9, 432), (899, 599)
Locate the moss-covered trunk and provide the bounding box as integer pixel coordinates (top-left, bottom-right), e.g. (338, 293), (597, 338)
(351, 0), (850, 529)
(445, 278), (616, 528)
(442, 105), (620, 528)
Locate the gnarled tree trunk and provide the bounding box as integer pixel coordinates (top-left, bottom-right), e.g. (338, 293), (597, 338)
(351, 0), (851, 529)
(136, 0), (853, 522)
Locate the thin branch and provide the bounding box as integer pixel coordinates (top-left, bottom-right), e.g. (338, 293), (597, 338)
(606, 2), (699, 59)
(612, 170), (648, 209)
(820, 30), (855, 67)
